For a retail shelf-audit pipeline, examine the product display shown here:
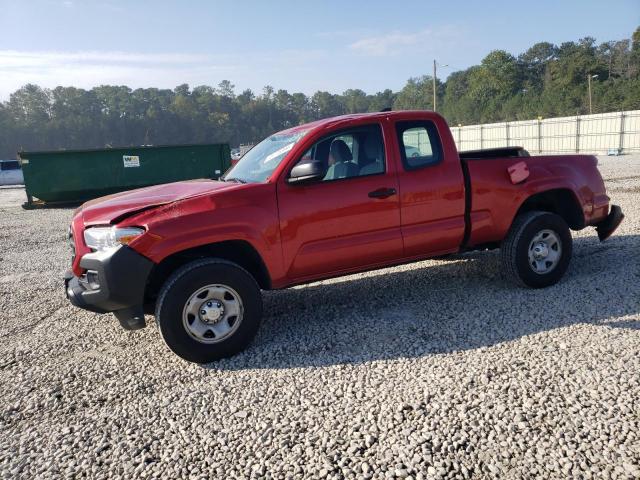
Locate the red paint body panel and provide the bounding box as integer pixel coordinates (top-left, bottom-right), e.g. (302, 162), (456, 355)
(465, 154), (607, 246)
(68, 111), (615, 289)
(118, 183), (285, 283)
(79, 179), (241, 225)
(276, 118), (402, 282)
(394, 114), (466, 257)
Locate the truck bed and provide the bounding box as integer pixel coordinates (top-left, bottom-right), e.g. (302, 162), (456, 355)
(462, 153), (609, 248)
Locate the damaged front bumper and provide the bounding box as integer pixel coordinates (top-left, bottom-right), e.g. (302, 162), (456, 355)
(65, 246), (154, 330)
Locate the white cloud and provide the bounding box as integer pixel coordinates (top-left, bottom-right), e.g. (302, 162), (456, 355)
(0, 50), (241, 99)
(0, 50), (214, 68)
(0, 49), (332, 99)
(349, 26), (461, 56)
(314, 28), (373, 39)
(0, 34), (469, 100)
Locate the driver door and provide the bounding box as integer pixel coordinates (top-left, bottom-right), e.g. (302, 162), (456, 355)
(276, 123), (402, 283)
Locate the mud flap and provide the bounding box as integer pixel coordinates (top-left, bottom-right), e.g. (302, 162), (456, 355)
(595, 205), (624, 242)
(114, 307), (147, 330)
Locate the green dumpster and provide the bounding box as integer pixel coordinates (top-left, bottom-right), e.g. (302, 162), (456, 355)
(18, 143), (231, 206)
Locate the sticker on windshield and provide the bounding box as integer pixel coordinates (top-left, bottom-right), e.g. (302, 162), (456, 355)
(264, 143), (294, 163)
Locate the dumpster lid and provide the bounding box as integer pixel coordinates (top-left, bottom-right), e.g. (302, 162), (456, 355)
(18, 143), (228, 157)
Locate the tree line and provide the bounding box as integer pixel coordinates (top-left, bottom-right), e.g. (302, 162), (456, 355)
(1, 28), (638, 158)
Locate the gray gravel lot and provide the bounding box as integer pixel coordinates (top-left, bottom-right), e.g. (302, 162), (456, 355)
(1, 156), (639, 479)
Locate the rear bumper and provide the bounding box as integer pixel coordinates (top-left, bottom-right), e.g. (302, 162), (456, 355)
(65, 246), (154, 329)
(595, 204), (624, 242)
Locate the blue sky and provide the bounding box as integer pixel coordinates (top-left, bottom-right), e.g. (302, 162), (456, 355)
(0, 0), (638, 100)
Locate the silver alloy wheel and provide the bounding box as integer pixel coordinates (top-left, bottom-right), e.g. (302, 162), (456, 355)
(182, 284), (244, 344)
(528, 229), (562, 274)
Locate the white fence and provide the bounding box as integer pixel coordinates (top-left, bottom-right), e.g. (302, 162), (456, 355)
(450, 110), (640, 155)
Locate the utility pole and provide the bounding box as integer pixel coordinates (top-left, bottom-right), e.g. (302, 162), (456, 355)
(433, 60), (437, 112)
(588, 74), (599, 114)
(432, 60), (448, 112)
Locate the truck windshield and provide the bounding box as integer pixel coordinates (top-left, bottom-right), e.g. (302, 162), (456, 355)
(223, 130), (309, 183)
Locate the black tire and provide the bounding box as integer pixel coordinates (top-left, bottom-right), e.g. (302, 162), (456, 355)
(501, 211), (572, 288)
(155, 259), (262, 363)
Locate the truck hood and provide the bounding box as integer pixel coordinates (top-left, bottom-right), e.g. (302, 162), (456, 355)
(79, 179), (240, 225)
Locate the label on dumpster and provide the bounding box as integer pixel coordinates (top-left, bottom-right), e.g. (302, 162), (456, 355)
(123, 155), (140, 168)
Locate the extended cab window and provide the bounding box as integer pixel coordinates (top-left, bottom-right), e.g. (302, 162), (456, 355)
(396, 121), (443, 170)
(293, 124), (385, 182)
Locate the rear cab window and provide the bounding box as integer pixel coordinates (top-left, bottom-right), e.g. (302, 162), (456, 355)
(395, 121), (443, 170)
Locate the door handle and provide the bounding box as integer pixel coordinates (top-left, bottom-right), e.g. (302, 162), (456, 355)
(368, 187), (397, 199)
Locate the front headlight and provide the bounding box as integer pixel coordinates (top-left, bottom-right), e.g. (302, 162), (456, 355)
(83, 226), (145, 251)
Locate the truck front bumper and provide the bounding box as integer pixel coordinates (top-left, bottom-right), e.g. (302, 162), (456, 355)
(65, 246), (154, 330)
(595, 204), (624, 242)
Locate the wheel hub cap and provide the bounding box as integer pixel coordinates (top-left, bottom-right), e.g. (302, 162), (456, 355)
(200, 301), (224, 324)
(528, 229), (562, 275)
(532, 242), (549, 260)
(182, 284), (244, 344)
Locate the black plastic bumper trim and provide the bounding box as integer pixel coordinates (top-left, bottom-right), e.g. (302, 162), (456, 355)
(65, 246), (154, 316)
(595, 204), (624, 242)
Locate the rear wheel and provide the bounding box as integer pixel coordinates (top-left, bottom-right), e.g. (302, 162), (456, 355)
(501, 211), (572, 288)
(156, 259), (262, 363)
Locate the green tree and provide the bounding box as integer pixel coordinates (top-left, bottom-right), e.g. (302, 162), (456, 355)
(368, 89), (396, 112)
(0, 26), (638, 157)
(341, 89), (370, 113)
(393, 76), (436, 111)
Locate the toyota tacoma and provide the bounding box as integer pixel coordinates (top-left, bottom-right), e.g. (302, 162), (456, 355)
(65, 111), (624, 363)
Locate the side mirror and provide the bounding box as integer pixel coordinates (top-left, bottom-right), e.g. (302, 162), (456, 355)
(287, 161), (325, 184)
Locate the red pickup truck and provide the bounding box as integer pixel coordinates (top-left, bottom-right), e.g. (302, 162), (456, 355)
(65, 111), (623, 363)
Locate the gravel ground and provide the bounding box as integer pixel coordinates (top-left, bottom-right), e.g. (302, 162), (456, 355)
(1, 156), (639, 479)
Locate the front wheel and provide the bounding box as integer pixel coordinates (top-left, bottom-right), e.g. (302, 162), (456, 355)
(156, 259), (263, 363)
(501, 211), (573, 288)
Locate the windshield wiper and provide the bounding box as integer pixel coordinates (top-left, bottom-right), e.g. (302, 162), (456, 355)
(223, 177), (247, 184)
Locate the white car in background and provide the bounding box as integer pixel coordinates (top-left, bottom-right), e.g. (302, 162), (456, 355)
(0, 160), (24, 185)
